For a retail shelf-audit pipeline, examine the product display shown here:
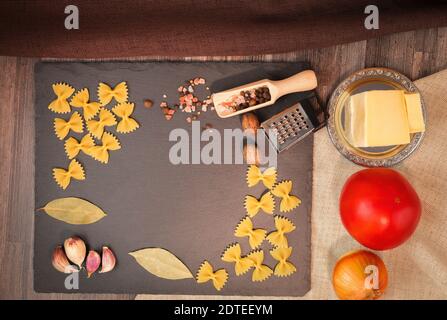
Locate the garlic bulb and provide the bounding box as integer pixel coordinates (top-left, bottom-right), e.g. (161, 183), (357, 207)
(99, 246), (116, 273)
(86, 250), (101, 278)
(64, 236), (86, 268)
(52, 246), (78, 273)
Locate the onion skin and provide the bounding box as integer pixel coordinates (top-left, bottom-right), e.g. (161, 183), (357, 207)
(332, 250), (388, 300)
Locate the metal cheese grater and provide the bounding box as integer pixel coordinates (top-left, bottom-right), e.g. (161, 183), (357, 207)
(261, 98), (325, 153)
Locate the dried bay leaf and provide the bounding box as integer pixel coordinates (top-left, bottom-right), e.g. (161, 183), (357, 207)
(39, 197), (106, 224)
(129, 248), (193, 280)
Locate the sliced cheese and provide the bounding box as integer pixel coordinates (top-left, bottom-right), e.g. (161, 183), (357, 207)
(346, 90), (411, 148)
(345, 93), (367, 147)
(404, 93), (425, 133)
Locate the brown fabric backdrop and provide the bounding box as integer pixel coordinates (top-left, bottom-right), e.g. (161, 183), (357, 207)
(1, 0), (447, 58)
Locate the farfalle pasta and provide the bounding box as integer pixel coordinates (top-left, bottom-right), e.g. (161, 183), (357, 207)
(64, 134), (95, 159)
(196, 260), (228, 291)
(246, 250), (273, 282)
(234, 217), (266, 250)
(86, 109), (117, 139)
(244, 192), (275, 217)
(89, 132), (121, 164)
(47, 80), (140, 190)
(267, 216), (296, 248)
(112, 102), (139, 133)
(246, 165), (277, 189)
(54, 111), (83, 140)
(270, 247), (296, 277)
(221, 243), (253, 276)
(271, 180), (301, 212)
(52, 159), (85, 190)
(196, 165), (303, 287)
(48, 83), (75, 114)
(70, 88), (101, 120)
(97, 81), (128, 106)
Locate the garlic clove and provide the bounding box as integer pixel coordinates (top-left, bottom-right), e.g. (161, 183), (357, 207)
(64, 236), (86, 268)
(99, 246), (116, 273)
(86, 250), (101, 278)
(52, 246), (78, 273)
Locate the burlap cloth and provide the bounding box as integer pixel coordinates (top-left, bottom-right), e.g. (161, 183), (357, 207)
(137, 69), (447, 300)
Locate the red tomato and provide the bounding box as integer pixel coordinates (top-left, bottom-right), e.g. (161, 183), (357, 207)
(340, 168), (421, 250)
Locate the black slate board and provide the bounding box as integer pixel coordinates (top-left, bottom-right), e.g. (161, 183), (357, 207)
(34, 62), (313, 296)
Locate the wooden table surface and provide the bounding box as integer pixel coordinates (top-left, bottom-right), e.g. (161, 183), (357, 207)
(1, 27), (446, 300)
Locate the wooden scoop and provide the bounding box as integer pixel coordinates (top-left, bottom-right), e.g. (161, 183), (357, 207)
(213, 70), (318, 118)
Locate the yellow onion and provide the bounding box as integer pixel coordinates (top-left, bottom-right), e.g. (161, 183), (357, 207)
(332, 250), (388, 300)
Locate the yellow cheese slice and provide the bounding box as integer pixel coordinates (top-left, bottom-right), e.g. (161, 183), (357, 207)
(346, 90), (411, 148)
(404, 93), (425, 133)
(346, 93), (367, 147)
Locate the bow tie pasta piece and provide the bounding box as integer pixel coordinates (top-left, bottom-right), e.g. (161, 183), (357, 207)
(196, 261), (228, 291)
(221, 243), (254, 276)
(234, 217), (266, 250)
(70, 88), (101, 120)
(48, 83), (75, 114)
(271, 180), (301, 212)
(86, 109), (117, 139)
(54, 112), (84, 140)
(97, 81), (128, 106)
(112, 102), (140, 133)
(52, 159), (85, 190)
(89, 132), (121, 164)
(246, 165), (277, 189)
(64, 134), (95, 159)
(270, 247), (296, 277)
(246, 250), (273, 282)
(266, 216), (296, 248)
(244, 192), (275, 217)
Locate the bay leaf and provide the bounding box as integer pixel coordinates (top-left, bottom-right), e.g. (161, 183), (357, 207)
(39, 197), (106, 224)
(129, 248), (193, 280)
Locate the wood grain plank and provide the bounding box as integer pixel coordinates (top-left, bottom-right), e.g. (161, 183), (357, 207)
(5, 58), (35, 244)
(365, 30), (416, 78)
(434, 27), (447, 71)
(365, 26), (447, 80)
(0, 242), (25, 299)
(412, 28), (439, 79)
(0, 57), (16, 259)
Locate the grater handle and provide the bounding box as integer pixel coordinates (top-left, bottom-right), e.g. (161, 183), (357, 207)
(273, 70), (318, 97)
